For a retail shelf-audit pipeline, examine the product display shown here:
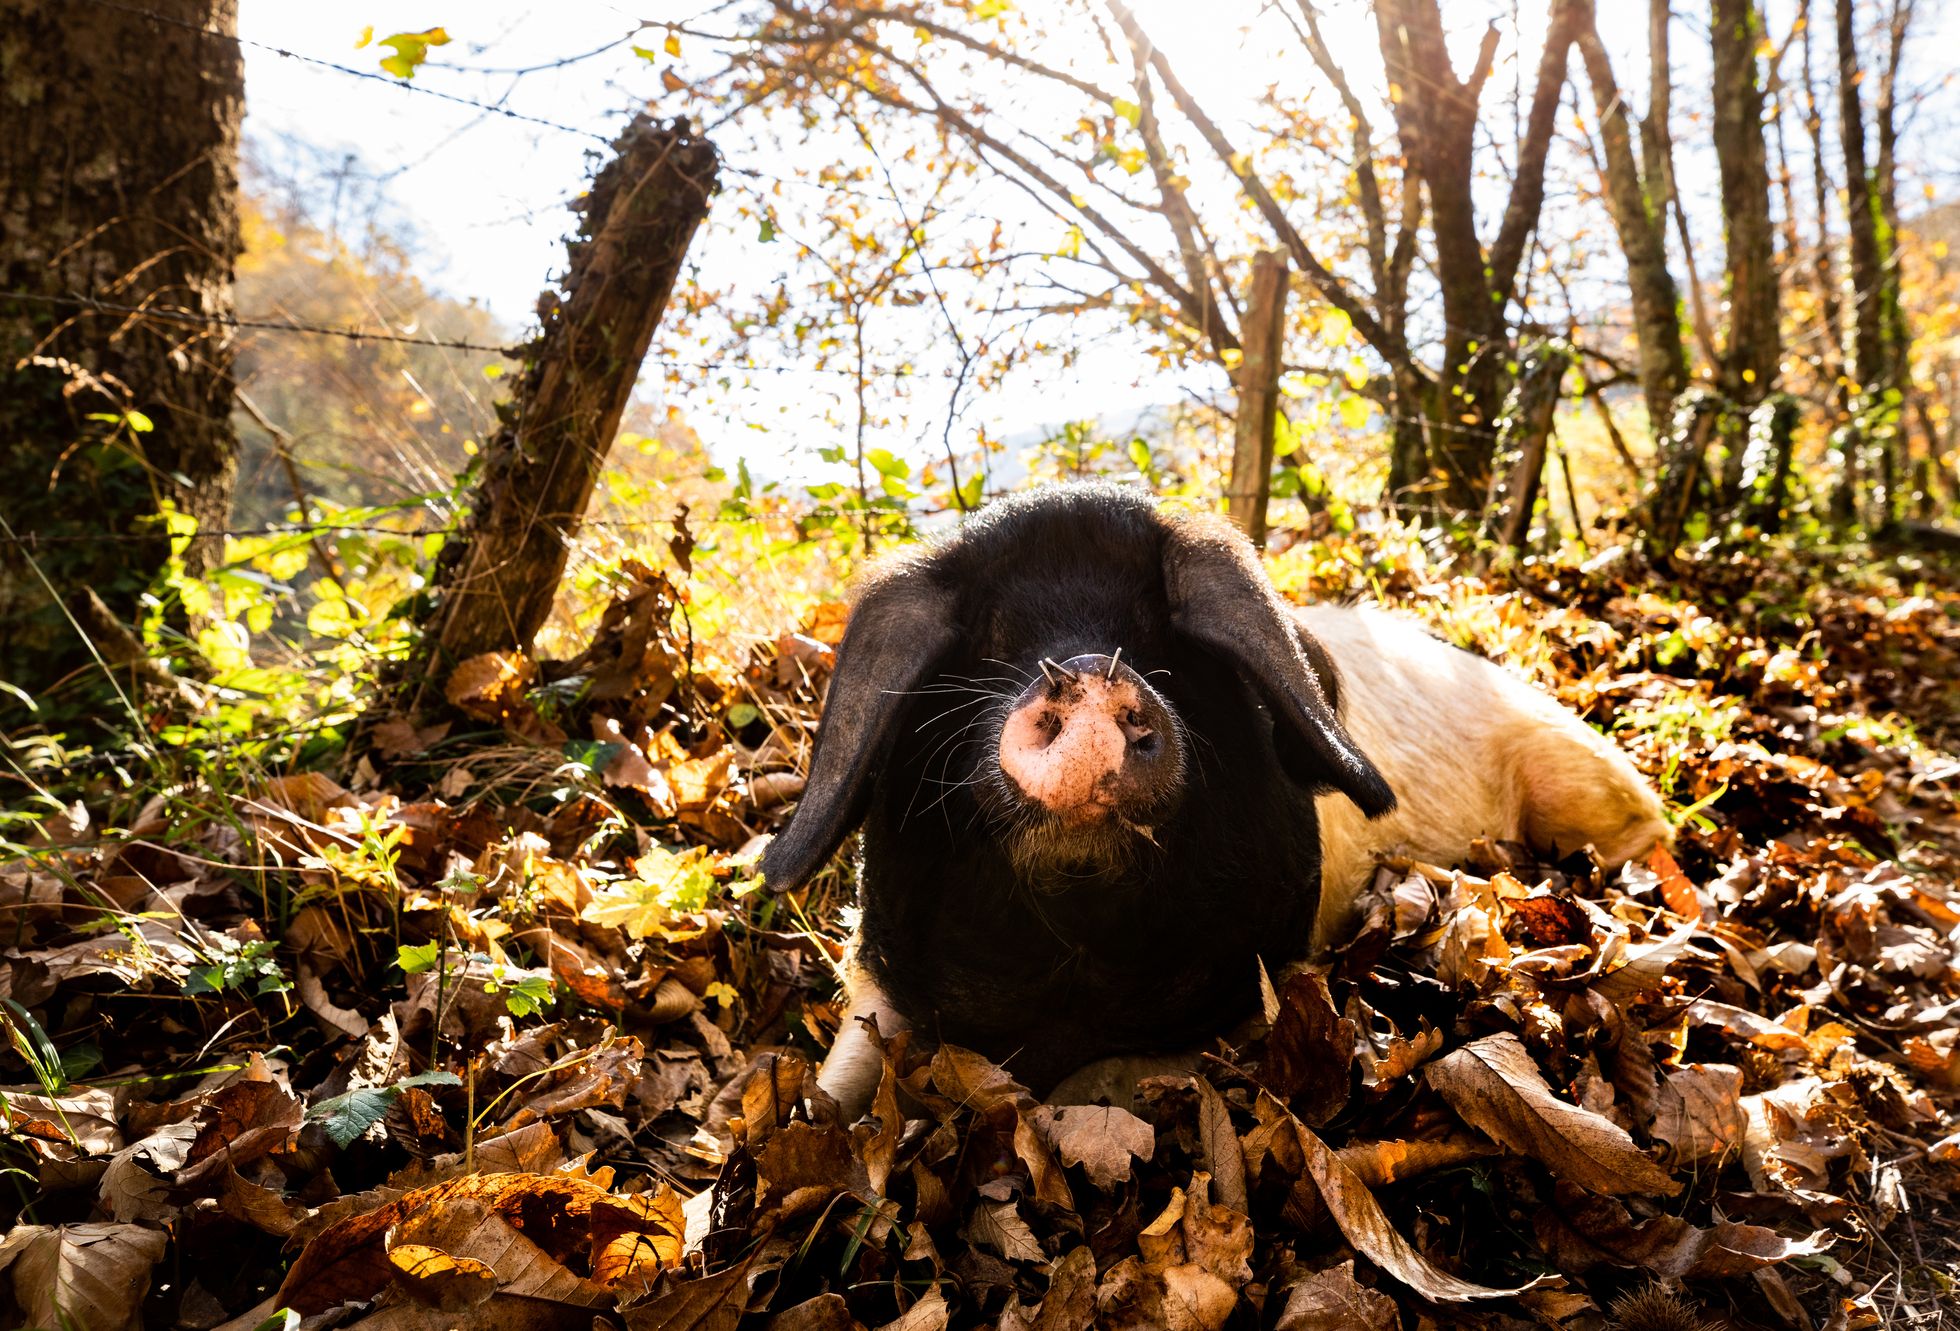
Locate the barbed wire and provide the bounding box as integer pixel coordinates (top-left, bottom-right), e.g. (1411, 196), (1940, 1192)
(76, 0), (613, 143)
(3, 290), (939, 379)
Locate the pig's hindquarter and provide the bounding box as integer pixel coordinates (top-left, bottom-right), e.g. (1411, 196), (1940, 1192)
(1303, 604), (1668, 948)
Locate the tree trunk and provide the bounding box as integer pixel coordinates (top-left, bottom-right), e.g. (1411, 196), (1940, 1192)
(1836, 0), (1892, 522)
(1734, 393), (1801, 533)
(0, 0), (242, 707)
(1226, 251), (1289, 547)
(1709, 0), (1780, 405)
(1373, 0), (1576, 516)
(1482, 340), (1575, 552)
(407, 117), (717, 707)
(1798, 0), (1848, 415)
(1645, 388), (1726, 559)
(1574, 1), (1690, 435)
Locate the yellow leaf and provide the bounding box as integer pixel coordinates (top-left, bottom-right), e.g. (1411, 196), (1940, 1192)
(1228, 152), (1252, 177)
(1221, 347), (1245, 371)
(1318, 307), (1353, 348)
(1115, 146), (1147, 175)
(1112, 97), (1142, 128)
(664, 31), (682, 56)
(354, 24), (374, 48)
(1339, 397), (1371, 430)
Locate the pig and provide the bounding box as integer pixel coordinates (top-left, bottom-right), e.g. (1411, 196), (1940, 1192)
(759, 483), (1667, 1116)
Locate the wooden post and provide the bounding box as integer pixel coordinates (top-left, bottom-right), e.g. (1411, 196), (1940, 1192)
(409, 116), (716, 703)
(1226, 250), (1290, 546)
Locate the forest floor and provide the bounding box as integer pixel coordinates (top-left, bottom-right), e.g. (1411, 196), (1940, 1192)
(2, 525), (1958, 1331)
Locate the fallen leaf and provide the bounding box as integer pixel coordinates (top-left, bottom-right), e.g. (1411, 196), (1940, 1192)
(1035, 1104), (1154, 1189)
(963, 1197), (1045, 1264)
(0, 1222), (168, 1331)
(1651, 1063), (1744, 1167)
(1247, 1094), (1543, 1302)
(1427, 1033), (1679, 1196)
(1274, 1260), (1400, 1331)
(1536, 1182), (1830, 1277)
(389, 1241), (499, 1310)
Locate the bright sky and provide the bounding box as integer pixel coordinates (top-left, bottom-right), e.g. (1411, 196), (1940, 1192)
(237, 2), (1958, 483)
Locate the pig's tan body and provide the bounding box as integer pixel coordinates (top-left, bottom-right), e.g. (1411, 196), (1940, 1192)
(816, 603), (1668, 1115)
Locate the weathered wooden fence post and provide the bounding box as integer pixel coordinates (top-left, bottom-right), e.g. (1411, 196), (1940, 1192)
(1226, 250), (1290, 546)
(407, 116), (717, 707)
(1481, 339), (1574, 553)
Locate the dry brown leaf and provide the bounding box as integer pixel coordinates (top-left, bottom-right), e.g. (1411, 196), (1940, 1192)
(446, 651), (536, 720)
(1095, 1177), (1250, 1331)
(1245, 1093), (1546, 1302)
(390, 1195), (610, 1307)
(1589, 922), (1697, 1004)
(1333, 1136), (1499, 1187)
(177, 1077), (304, 1188)
(388, 1241), (499, 1310)
(875, 1286), (950, 1331)
(274, 1172), (618, 1315)
(1035, 1103), (1154, 1189)
(1262, 970), (1355, 1124)
(1651, 1063), (1744, 1167)
(589, 1187), (687, 1289)
(1194, 1077), (1247, 1213)
(766, 1293), (861, 1331)
(0, 1221), (168, 1331)
(1536, 1183), (1830, 1277)
(619, 1262), (750, 1331)
(0, 1087), (121, 1160)
(963, 1197), (1045, 1264)
(1273, 1260), (1400, 1331)
(1426, 1033), (1679, 1196)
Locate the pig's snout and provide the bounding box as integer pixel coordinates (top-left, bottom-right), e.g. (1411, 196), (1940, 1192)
(997, 653), (1181, 825)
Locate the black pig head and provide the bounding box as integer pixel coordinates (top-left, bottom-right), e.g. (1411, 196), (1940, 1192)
(760, 483), (1392, 1090)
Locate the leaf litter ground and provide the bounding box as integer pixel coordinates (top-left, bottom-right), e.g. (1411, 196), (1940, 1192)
(2, 534), (1957, 1331)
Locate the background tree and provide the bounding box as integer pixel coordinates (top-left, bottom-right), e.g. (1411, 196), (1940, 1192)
(0, 0), (244, 708)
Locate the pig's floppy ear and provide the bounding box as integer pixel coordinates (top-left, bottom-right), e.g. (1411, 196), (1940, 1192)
(761, 559), (957, 893)
(1163, 517), (1396, 819)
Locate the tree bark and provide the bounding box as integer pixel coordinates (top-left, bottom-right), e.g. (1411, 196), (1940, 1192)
(1574, 0), (1691, 435)
(0, 0), (242, 706)
(1836, 0), (1890, 410)
(1373, 0), (1577, 515)
(409, 117), (717, 703)
(1709, 0), (1780, 405)
(1482, 340), (1575, 552)
(1226, 251), (1289, 547)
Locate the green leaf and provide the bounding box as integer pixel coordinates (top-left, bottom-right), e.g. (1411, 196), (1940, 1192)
(758, 217), (777, 243)
(306, 1071), (461, 1148)
(397, 941), (442, 974)
(727, 702), (761, 729)
(501, 975), (554, 1018)
(1112, 98), (1142, 128)
(866, 447), (909, 478)
(375, 27), (450, 80)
